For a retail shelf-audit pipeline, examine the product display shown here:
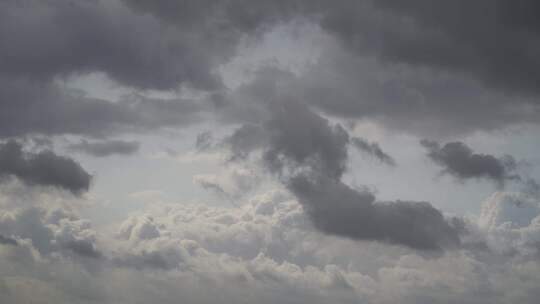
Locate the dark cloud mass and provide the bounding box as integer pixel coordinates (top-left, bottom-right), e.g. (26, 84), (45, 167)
(2, 0), (540, 138)
(224, 97), (461, 250)
(0, 0), (224, 90)
(421, 140), (520, 187)
(68, 139), (140, 157)
(0, 140), (91, 193)
(289, 174), (460, 250)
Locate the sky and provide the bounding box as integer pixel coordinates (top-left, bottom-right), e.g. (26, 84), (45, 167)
(1, 1), (540, 303)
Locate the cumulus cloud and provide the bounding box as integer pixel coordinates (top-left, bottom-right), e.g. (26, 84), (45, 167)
(421, 140), (521, 187)
(0, 190), (101, 262)
(474, 192), (540, 257)
(0, 140), (91, 194)
(0, 184), (539, 303)
(67, 139), (140, 157)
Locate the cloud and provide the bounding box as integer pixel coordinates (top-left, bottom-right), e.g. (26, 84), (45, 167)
(195, 131), (214, 151)
(0, 77), (208, 138)
(421, 140), (520, 187)
(194, 166), (261, 202)
(474, 192), (540, 257)
(0, 140), (91, 194)
(1, 1), (540, 303)
(0, 0), (227, 90)
(0, 234), (17, 246)
(289, 174), (461, 250)
(0, 0), (224, 139)
(0, 207), (100, 260)
(2, 0), (539, 140)
(222, 124), (269, 160)
(351, 137), (396, 166)
(220, 91), (462, 250)
(67, 139), (140, 157)
(0, 185), (539, 303)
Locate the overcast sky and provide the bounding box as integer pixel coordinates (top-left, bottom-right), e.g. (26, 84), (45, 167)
(1, 1), (540, 303)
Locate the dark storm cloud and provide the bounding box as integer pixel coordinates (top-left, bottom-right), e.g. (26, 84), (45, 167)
(421, 140), (520, 187)
(351, 137), (396, 166)
(263, 101), (350, 180)
(68, 139), (140, 157)
(223, 124), (269, 160)
(309, 0), (540, 135)
(224, 96), (461, 250)
(374, 0), (540, 94)
(0, 140), (91, 194)
(289, 175), (460, 250)
(0, 0), (224, 90)
(121, 0), (540, 99)
(0, 0), (237, 138)
(317, 0), (540, 98)
(0, 77), (206, 138)
(2, 0), (540, 139)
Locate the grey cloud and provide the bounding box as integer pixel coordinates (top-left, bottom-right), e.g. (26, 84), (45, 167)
(3, 0), (539, 140)
(113, 252), (174, 270)
(194, 167), (261, 202)
(263, 101), (349, 180)
(0, 77), (206, 138)
(68, 139), (140, 157)
(309, 0), (540, 135)
(224, 96), (461, 250)
(421, 140), (520, 187)
(278, 49), (540, 137)
(122, 0), (540, 107)
(0, 204), (100, 260)
(0, 0), (224, 90)
(62, 239), (102, 259)
(0, 140), (91, 194)
(289, 174), (460, 250)
(119, 0), (540, 135)
(0, 235), (18, 246)
(0, 0), (229, 139)
(195, 177), (230, 199)
(388, 1), (540, 94)
(523, 178), (540, 198)
(351, 137), (396, 166)
(223, 124), (269, 160)
(195, 131), (214, 151)
(316, 0), (540, 98)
